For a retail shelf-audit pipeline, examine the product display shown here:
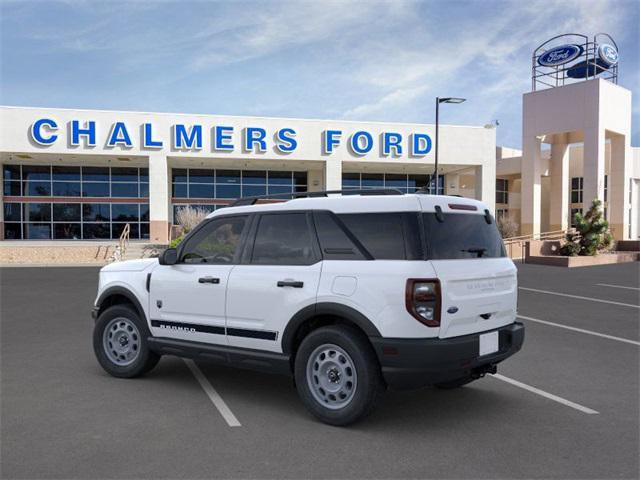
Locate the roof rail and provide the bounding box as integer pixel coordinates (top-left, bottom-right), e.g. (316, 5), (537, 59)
(229, 188), (404, 207)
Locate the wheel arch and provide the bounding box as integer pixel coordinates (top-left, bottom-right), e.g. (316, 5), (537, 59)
(96, 286), (147, 324)
(281, 302), (381, 356)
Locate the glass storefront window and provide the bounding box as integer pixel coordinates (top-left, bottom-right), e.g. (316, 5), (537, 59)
(267, 171), (292, 185)
(53, 204), (81, 221)
(112, 204), (139, 222)
(83, 203), (110, 222)
(52, 182), (81, 197)
(54, 223), (81, 239)
(343, 173), (442, 194)
(216, 184), (240, 199)
(82, 182), (110, 197)
(83, 223), (111, 239)
(2, 162), (150, 240)
(242, 170), (267, 184)
(188, 184), (215, 198)
(111, 183), (139, 197)
(82, 167), (110, 182)
(25, 203), (51, 222)
(52, 166), (80, 181)
(25, 181), (51, 196)
(24, 223), (51, 239)
(22, 165), (51, 181)
(3, 180), (21, 196)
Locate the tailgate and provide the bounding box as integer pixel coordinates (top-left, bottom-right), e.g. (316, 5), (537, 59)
(430, 258), (517, 338)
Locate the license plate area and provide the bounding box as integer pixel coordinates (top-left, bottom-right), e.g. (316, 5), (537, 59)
(479, 331), (499, 356)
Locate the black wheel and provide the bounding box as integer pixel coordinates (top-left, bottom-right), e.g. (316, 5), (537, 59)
(434, 376), (476, 389)
(294, 325), (384, 426)
(93, 304), (160, 378)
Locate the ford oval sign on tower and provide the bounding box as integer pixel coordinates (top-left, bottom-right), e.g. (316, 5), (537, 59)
(598, 44), (619, 67)
(537, 44), (583, 67)
(532, 33), (619, 91)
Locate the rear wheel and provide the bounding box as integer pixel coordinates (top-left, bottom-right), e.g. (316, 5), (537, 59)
(294, 325), (384, 426)
(93, 304), (160, 378)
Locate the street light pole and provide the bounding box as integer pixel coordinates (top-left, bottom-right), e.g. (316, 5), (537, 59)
(433, 97), (466, 194)
(434, 97), (440, 195)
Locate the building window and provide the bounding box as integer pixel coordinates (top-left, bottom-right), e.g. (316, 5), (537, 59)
(496, 179), (508, 204)
(496, 208), (508, 221)
(570, 208), (582, 228)
(341, 173), (444, 195)
(571, 177), (583, 203)
(170, 168), (307, 223)
(2, 164), (149, 240)
(172, 168), (306, 200)
(604, 175), (608, 202)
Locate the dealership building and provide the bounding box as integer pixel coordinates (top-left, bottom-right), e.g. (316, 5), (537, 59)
(0, 34), (638, 244)
(0, 107), (497, 243)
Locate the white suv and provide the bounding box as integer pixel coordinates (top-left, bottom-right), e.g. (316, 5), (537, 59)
(92, 190), (524, 425)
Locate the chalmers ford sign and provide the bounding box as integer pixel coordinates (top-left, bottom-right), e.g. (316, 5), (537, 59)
(29, 118), (434, 157)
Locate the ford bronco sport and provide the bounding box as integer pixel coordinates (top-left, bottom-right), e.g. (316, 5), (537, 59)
(92, 189), (524, 425)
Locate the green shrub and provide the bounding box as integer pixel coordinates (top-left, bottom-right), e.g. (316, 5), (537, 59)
(560, 199), (613, 256)
(169, 234), (184, 249)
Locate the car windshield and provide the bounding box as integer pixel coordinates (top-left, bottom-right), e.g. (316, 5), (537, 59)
(422, 212), (506, 260)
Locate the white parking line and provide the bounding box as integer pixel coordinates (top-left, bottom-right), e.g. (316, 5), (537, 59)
(518, 315), (640, 346)
(184, 359), (241, 427)
(519, 287), (640, 309)
(491, 374), (599, 415)
(596, 283), (640, 291)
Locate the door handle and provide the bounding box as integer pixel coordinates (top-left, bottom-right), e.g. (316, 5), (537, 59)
(277, 280), (304, 288)
(198, 276), (220, 284)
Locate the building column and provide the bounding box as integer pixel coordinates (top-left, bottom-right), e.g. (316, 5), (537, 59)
(307, 169), (324, 192)
(582, 126), (606, 210)
(445, 173), (460, 196)
(324, 159), (342, 190)
(549, 136), (570, 231)
(609, 133), (631, 240)
(149, 153), (170, 244)
(474, 164), (495, 213)
(521, 135), (543, 236)
(0, 165), (4, 240)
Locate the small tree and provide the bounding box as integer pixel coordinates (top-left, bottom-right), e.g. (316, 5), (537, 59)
(497, 216), (519, 239)
(560, 199), (613, 256)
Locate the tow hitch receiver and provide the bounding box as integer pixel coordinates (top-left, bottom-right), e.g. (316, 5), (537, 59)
(471, 364), (497, 379)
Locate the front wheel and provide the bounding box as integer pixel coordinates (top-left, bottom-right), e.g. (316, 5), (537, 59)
(294, 325), (384, 426)
(93, 304), (160, 378)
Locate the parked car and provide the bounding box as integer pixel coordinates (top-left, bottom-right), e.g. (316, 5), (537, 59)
(92, 189), (524, 425)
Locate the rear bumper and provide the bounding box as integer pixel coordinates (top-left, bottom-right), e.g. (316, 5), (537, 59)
(370, 322), (525, 390)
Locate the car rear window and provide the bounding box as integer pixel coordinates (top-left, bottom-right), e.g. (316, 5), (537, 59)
(423, 212), (506, 259)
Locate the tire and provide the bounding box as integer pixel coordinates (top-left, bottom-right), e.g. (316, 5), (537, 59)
(294, 325), (384, 426)
(434, 376), (476, 389)
(93, 304), (160, 378)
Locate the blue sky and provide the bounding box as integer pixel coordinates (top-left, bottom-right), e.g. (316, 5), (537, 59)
(1, 0), (638, 148)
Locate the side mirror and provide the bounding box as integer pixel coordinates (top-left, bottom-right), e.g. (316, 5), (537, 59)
(159, 248), (178, 265)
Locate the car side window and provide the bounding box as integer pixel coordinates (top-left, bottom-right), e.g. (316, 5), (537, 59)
(180, 216), (248, 264)
(251, 213), (317, 265)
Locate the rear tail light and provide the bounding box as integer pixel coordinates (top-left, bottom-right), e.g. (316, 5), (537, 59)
(405, 279), (441, 327)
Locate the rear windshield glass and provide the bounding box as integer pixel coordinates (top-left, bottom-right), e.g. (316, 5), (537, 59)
(423, 213), (506, 259)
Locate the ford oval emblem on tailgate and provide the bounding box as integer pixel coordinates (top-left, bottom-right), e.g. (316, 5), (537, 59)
(447, 306), (459, 314)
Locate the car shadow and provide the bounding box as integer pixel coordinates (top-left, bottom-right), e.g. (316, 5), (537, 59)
(165, 357), (522, 431)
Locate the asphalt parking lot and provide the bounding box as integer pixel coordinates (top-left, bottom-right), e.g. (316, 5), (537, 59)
(1, 262), (638, 479)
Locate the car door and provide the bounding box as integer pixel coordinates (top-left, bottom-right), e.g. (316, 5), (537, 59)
(149, 214), (250, 345)
(226, 211), (322, 353)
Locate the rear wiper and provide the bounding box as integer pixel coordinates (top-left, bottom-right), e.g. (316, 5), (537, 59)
(461, 247), (487, 258)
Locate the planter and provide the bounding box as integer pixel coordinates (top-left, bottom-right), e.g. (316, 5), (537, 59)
(525, 252), (639, 267)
